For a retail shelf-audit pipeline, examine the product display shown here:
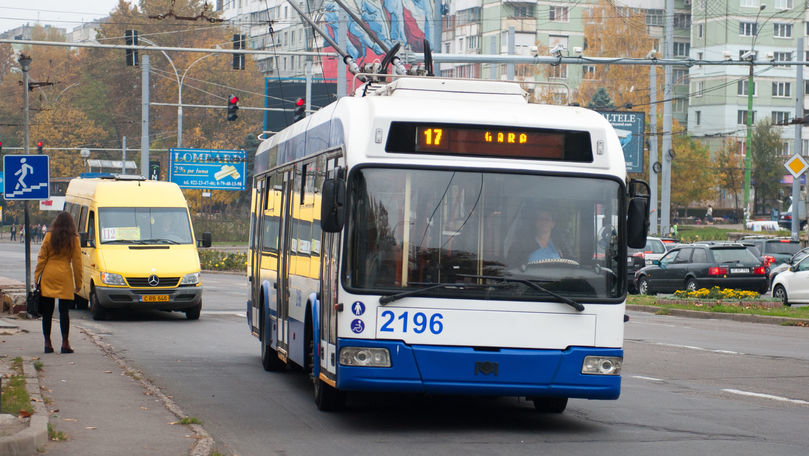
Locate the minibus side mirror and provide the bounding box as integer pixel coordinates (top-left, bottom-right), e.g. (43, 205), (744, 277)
(79, 231), (94, 248)
(321, 178), (346, 233)
(198, 232), (212, 248)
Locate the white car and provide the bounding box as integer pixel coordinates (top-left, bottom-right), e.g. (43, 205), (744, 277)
(771, 256), (809, 306)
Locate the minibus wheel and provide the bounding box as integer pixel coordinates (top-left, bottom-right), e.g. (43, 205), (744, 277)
(89, 287), (106, 321)
(185, 303), (201, 320)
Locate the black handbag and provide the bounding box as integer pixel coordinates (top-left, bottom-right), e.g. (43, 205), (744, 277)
(27, 264), (46, 318)
(27, 280), (42, 318)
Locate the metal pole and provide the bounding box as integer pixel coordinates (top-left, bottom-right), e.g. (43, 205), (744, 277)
(337, 8), (347, 97)
(507, 27), (515, 81)
(660, 0), (673, 235)
(746, 5), (767, 222)
(745, 60), (754, 222)
(121, 136), (126, 174)
(649, 64), (658, 235)
(305, 61), (312, 116)
(19, 54), (31, 298)
(792, 37), (804, 240)
(141, 55), (150, 178)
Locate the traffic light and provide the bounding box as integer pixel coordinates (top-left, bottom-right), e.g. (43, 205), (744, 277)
(0, 140), (3, 153)
(125, 30), (139, 67)
(227, 95), (239, 121)
(36, 141), (43, 154)
(232, 34), (245, 70)
(293, 98), (306, 122)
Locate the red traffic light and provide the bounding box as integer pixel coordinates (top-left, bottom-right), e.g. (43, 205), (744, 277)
(37, 141), (43, 147)
(295, 98), (305, 107)
(229, 96), (239, 104)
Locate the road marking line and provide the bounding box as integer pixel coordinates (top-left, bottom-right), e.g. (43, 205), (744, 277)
(201, 311), (245, 317)
(722, 388), (809, 406)
(631, 375), (664, 382)
(654, 342), (741, 355)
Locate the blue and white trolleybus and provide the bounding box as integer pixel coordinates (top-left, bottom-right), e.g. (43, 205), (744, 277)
(246, 76), (649, 412)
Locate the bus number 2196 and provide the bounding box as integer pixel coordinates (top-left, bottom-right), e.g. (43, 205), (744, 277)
(380, 310), (444, 335)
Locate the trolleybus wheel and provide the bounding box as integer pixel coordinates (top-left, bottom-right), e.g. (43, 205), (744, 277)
(308, 331), (344, 411)
(531, 396), (568, 413)
(260, 310), (284, 371)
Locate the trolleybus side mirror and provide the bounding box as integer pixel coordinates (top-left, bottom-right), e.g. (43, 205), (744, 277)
(321, 178), (346, 233)
(627, 179), (650, 249)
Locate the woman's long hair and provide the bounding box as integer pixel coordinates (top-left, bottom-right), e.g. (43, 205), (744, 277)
(49, 211), (77, 256)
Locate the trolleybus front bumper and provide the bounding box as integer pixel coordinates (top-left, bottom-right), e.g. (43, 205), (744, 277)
(335, 339), (622, 399)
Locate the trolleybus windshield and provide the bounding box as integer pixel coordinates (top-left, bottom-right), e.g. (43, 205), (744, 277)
(345, 168), (624, 300)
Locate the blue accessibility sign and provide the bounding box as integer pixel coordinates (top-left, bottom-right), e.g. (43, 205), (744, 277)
(3, 155), (50, 200)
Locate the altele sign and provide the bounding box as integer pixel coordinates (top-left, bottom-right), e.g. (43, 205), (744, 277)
(597, 111), (645, 173)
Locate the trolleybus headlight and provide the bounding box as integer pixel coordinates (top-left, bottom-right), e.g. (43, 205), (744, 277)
(339, 347), (391, 367)
(581, 356), (622, 375)
(180, 272), (200, 285)
(100, 272), (126, 286)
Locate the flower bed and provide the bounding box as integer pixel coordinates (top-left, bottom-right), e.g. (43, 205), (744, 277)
(199, 250), (247, 272)
(658, 286), (782, 309)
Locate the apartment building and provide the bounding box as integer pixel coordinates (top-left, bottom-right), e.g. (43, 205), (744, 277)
(688, 0), (808, 159)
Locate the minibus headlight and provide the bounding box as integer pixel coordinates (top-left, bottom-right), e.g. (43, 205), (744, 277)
(180, 272), (200, 285)
(581, 356), (622, 375)
(339, 347), (391, 367)
(100, 272), (126, 286)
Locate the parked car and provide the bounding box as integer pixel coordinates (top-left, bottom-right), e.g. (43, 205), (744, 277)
(739, 236), (801, 267)
(767, 246), (809, 289)
(659, 237), (680, 250)
(771, 255), (809, 306)
(635, 243), (769, 295)
(777, 201), (807, 230)
(627, 236), (667, 293)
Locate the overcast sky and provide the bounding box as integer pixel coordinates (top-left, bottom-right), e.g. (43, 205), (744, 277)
(0, 2), (122, 35)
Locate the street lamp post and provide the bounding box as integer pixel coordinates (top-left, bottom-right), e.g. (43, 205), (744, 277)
(744, 5), (782, 221)
(139, 37), (214, 148)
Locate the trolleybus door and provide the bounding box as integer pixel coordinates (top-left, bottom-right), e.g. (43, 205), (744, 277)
(276, 168), (294, 355)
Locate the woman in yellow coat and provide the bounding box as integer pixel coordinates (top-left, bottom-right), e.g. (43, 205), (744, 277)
(34, 212), (82, 354)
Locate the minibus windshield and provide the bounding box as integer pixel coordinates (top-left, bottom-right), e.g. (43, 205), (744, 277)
(98, 207), (193, 245)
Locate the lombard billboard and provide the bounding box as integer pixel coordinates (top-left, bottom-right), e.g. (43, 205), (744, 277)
(597, 111), (645, 173)
(168, 148), (246, 191)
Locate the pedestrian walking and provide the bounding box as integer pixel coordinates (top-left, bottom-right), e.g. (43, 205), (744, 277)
(33, 212), (82, 354)
(9, 224), (16, 241)
(40, 224), (47, 242)
(19, 226), (24, 243)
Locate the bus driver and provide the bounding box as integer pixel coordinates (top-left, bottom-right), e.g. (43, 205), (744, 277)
(527, 210), (561, 262)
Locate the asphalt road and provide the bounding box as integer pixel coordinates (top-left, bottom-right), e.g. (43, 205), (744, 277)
(2, 240), (808, 455)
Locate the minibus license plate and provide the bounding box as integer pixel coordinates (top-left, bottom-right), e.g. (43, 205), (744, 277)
(142, 295), (169, 302)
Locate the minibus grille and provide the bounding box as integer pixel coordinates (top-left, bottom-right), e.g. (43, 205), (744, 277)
(126, 276), (180, 287)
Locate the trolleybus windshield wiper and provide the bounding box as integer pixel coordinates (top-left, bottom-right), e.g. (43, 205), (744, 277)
(457, 274), (585, 312)
(378, 281), (508, 305)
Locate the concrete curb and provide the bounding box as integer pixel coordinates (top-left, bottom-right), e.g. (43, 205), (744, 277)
(0, 360), (49, 456)
(77, 325), (215, 456)
(627, 304), (809, 326)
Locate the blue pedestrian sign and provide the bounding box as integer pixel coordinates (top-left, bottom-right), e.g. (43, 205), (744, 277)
(3, 155), (50, 200)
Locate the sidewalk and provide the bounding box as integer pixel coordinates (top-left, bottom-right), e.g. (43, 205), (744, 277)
(0, 314), (214, 456)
